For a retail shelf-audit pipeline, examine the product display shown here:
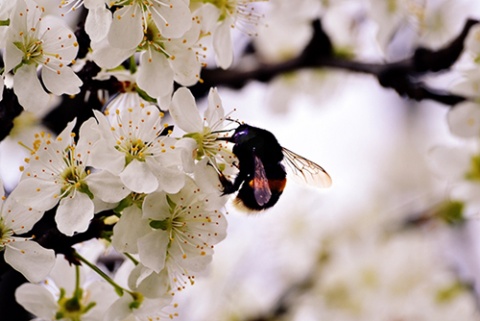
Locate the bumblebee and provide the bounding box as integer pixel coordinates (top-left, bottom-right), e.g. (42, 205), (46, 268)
(217, 124), (332, 211)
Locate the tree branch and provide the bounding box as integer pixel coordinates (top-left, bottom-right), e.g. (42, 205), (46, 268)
(191, 19), (479, 106)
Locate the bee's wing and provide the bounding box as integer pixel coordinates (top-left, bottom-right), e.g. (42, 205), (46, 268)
(253, 154), (272, 206)
(282, 147), (332, 188)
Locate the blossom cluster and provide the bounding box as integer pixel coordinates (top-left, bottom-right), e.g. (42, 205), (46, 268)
(0, 0), (267, 318)
(3, 84), (236, 319)
(426, 23), (480, 222)
(0, 0), (265, 111)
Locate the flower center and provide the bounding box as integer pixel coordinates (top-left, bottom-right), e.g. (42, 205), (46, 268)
(56, 288), (96, 321)
(14, 35), (44, 66)
(59, 146), (90, 197)
(0, 219), (13, 250)
(138, 19), (171, 58)
(185, 127), (222, 160)
(121, 138), (150, 164)
(204, 0), (236, 20)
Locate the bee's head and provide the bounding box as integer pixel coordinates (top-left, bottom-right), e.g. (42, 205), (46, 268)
(230, 124), (252, 143)
(215, 119), (252, 144)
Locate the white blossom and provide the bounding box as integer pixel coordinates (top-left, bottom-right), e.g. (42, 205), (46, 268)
(16, 253), (118, 321)
(4, 0), (82, 111)
(92, 17), (204, 99)
(11, 119), (129, 236)
(253, 0), (320, 63)
(0, 178), (55, 283)
(448, 68), (480, 138)
(88, 106), (187, 194)
(107, 0), (192, 50)
(170, 87), (237, 176)
(113, 177), (228, 297)
(103, 291), (173, 321)
(430, 143), (480, 217)
(465, 24), (480, 61)
(198, 0), (267, 69)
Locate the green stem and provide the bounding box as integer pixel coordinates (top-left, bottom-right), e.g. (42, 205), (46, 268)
(75, 252), (125, 297)
(129, 56), (137, 74)
(0, 19), (9, 27)
(74, 265), (81, 297)
(124, 252), (139, 266)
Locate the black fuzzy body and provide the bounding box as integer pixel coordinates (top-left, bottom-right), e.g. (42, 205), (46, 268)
(220, 124), (287, 211)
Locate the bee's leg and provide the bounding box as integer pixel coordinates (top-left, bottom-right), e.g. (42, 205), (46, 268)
(220, 171), (247, 195)
(218, 172), (248, 197)
(206, 161), (246, 195)
(218, 172), (235, 195)
(206, 161), (237, 194)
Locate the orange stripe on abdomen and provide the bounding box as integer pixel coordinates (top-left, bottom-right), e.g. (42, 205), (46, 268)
(268, 179), (286, 193)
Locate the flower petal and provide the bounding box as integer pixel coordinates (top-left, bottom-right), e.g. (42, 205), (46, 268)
(41, 66), (82, 96)
(13, 65), (51, 112)
(120, 159), (158, 193)
(3, 198), (44, 233)
(82, 281), (118, 321)
(6, 240), (55, 283)
(137, 51), (174, 98)
(10, 178), (60, 211)
(103, 293), (135, 321)
(108, 5), (143, 49)
(138, 231), (169, 273)
(56, 193), (94, 236)
(91, 39), (134, 69)
(89, 110), (126, 174)
(194, 3), (220, 32)
(151, 0), (192, 39)
(85, 6), (112, 42)
(86, 170), (131, 203)
(56, 119), (77, 149)
(40, 16), (79, 62)
(154, 166), (186, 194)
(0, 75), (3, 101)
(112, 206), (149, 254)
(447, 101), (480, 138)
(170, 87), (203, 133)
(15, 283), (57, 319)
(132, 267), (170, 298)
(142, 191), (170, 220)
(170, 47), (201, 86)
(0, 179), (4, 204)
(205, 87), (224, 126)
(4, 40), (23, 73)
(175, 137), (197, 173)
(213, 20), (233, 69)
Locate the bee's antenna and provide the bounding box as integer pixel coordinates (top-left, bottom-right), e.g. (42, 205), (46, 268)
(211, 128), (234, 134)
(225, 118), (242, 125)
(212, 118), (242, 135)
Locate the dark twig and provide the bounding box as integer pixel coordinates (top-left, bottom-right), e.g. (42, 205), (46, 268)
(0, 88), (23, 142)
(191, 19), (479, 106)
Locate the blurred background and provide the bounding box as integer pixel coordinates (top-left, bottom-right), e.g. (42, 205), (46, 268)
(170, 74), (480, 321)
(169, 1), (480, 320)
